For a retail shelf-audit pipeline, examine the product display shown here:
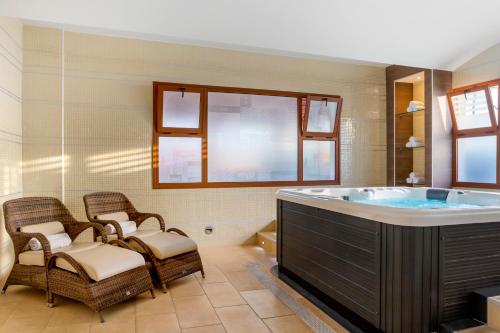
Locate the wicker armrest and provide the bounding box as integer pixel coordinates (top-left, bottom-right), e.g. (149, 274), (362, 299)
(47, 252), (92, 282)
(89, 219), (125, 240)
(65, 222), (108, 243)
(166, 228), (189, 237)
(10, 231), (52, 262)
(131, 212), (166, 232)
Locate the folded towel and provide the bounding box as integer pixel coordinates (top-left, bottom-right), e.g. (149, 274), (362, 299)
(409, 172), (421, 178)
(412, 176), (425, 184)
(406, 178), (413, 184)
(407, 106), (425, 113)
(409, 100), (424, 107)
(29, 232), (72, 251)
(409, 136), (423, 142)
(406, 141), (424, 148)
(105, 221), (137, 235)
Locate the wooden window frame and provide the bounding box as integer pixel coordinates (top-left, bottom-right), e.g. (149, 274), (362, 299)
(448, 79), (500, 188)
(302, 96), (343, 138)
(156, 85), (204, 135)
(153, 82), (343, 189)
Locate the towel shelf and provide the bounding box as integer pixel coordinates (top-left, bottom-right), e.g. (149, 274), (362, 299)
(398, 109), (424, 117)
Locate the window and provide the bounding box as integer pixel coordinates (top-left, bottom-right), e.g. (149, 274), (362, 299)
(447, 79), (500, 188)
(153, 82), (343, 188)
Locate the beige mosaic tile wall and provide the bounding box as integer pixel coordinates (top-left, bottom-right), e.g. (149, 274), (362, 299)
(412, 80), (425, 176)
(23, 27), (386, 245)
(0, 17), (22, 287)
(453, 42), (500, 87)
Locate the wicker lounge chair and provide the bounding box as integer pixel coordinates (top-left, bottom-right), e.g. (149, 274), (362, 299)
(2, 197), (155, 322)
(83, 192), (204, 292)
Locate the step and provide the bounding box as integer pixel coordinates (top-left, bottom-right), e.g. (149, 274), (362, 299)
(489, 296), (500, 331)
(257, 231), (276, 256)
(459, 326), (500, 333)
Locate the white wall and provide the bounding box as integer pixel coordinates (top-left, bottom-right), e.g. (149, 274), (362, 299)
(453, 42), (500, 87)
(0, 17), (22, 288)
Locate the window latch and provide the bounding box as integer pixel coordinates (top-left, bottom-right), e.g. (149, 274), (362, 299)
(180, 88), (186, 98)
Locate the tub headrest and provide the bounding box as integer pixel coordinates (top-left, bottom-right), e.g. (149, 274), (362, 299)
(427, 189), (449, 201)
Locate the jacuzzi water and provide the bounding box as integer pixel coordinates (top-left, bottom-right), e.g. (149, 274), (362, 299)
(351, 198), (483, 209)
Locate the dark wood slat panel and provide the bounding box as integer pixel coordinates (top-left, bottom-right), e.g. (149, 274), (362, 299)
(283, 221), (377, 270)
(283, 208), (378, 252)
(283, 233), (378, 291)
(381, 224), (439, 333)
(439, 222), (500, 322)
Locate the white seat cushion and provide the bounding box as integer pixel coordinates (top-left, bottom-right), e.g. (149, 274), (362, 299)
(56, 244), (145, 281)
(19, 242), (101, 266)
(20, 221), (65, 235)
(129, 232), (197, 260)
(19, 242), (145, 281)
(96, 211), (129, 222)
(97, 229), (161, 242)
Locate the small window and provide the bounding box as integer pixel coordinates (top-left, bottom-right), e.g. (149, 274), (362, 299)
(448, 79), (500, 188)
(156, 86), (203, 134)
(303, 140), (336, 181)
(449, 87), (496, 132)
(457, 136), (496, 184)
(303, 96), (342, 137)
(158, 137), (202, 183)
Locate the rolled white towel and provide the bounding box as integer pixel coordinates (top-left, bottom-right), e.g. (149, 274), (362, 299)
(29, 232), (72, 251)
(409, 172), (421, 178)
(409, 136), (423, 143)
(409, 101), (424, 107)
(412, 176), (425, 184)
(104, 221), (137, 235)
(406, 141), (424, 148)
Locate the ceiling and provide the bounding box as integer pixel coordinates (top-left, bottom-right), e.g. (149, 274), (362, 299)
(1, 0), (500, 70)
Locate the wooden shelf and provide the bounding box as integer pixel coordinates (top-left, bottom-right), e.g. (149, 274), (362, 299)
(397, 109), (424, 117)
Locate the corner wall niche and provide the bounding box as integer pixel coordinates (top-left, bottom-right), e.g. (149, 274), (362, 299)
(386, 66), (453, 188)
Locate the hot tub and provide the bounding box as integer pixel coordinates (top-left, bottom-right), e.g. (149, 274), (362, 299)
(276, 187), (500, 333)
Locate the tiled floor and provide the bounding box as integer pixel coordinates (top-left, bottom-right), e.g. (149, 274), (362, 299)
(0, 246), (349, 333)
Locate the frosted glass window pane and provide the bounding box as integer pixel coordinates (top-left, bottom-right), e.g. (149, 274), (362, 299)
(490, 85), (498, 123)
(457, 136), (496, 183)
(303, 140), (336, 181)
(307, 99), (337, 133)
(207, 93), (298, 182)
(158, 137), (201, 183)
(163, 91), (200, 128)
(451, 90), (492, 130)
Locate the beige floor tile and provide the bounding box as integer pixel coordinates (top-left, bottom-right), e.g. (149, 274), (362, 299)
(169, 275), (205, 299)
(0, 313), (50, 332)
(10, 299), (55, 319)
(91, 299), (135, 323)
(196, 266), (228, 284)
(90, 318), (135, 333)
(136, 313), (181, 333)
(203, 282), (246, 308)
(136, 290), (175, 316)
(43, 323), (90, 333)
(0, 303), (16, 327)
(173, 295), (220, 328)
(47, 302), (95, 327)
(216, 256), (255, 273)
(0, 286), (46, 305)
(240, 289), (293, 319)
(460, 326), (500, 333)
(215, 305), (271, 333)
(488, 301), (500, 330)
(263, 315), (313, 333)
(181, 324), (227, 333)
(225, 271), (264, 292)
